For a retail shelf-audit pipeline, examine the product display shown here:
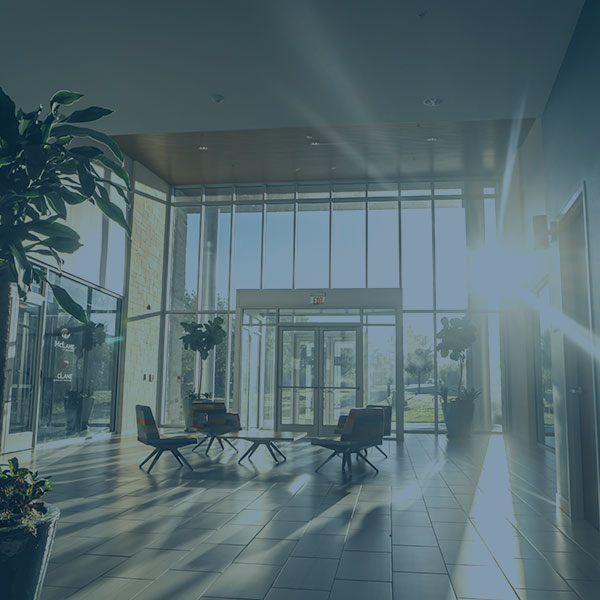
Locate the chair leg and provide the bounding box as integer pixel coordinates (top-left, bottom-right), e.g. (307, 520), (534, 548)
(224, 438), (239, 452)
(192, 436), (208, 452)
(316, 450), (338, 472)
(171, 450), (183, 467)
(139, 447), (159, 469)
(146, 449), (163, 473)
(375, 445), (388, 459)
(346, 451), (352, 476)
(217, 437), (225, 450)
(205, 436), (216, 455)
(357, 451), (379, 473)
(173, 449), (194, 471)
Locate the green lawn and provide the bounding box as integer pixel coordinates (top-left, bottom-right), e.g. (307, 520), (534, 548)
(404, 393), (444, 423)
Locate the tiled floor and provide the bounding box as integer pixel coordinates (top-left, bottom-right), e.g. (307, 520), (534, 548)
(15, 433), (600, 599)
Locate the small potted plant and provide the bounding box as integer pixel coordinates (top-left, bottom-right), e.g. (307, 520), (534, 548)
(180, 317), (227, 429)
(0, 458), (57, 600)
(436, 316), (478, 437)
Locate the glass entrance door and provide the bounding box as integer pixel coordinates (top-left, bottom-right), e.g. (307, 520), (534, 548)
(2, 292), (43, 452)
(277, 326), (362, 436)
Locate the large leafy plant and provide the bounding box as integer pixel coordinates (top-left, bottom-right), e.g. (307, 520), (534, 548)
(435, 316), (477, 402)
(0, 457), (52, 532)
(0, 86), (130, 420)
(180, 317), (227, 425)
(0, 86), (130, 316)
(181, 316), (227, 389)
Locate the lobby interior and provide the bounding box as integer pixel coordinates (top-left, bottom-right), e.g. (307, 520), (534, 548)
(2, 1), (600, 599)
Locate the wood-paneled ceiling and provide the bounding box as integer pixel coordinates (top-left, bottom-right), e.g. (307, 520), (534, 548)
(113, 119), (534, 186)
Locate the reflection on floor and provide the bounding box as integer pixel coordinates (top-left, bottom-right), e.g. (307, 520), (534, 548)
(19, 433), (600, 600)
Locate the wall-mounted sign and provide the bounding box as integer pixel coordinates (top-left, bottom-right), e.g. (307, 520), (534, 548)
(310, 294), (326, 305)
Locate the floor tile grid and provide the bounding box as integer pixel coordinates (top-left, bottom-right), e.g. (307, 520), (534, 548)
(411, 435), (600, 600)
(16, 433), (600, 600)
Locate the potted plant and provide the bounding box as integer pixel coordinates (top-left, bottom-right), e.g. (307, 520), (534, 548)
(0, 457), (56, 600)
(0, 86), (130, 437)
(436, 316), (478, 437)
(180, 317), (227, 429)
(63, 320), (106, 434)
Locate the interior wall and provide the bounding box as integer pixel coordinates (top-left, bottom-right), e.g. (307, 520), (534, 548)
(497, 141), (535, 444)
(120, 162), (170, 433)
(541, 0), (600, 514)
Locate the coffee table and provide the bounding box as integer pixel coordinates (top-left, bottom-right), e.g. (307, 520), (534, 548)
(220, 429), (308, 464)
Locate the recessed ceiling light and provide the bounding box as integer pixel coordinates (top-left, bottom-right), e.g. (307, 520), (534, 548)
(426, 137), (438, 142)
(305, 134), (313, 140)
(295, 167), (301, 172)
(310, 141), (322, 146)
(331, 166), (337, 171)
(198, 146), (208, 151)
(423, 96), (443, 107)
(211, 93), (225, 104)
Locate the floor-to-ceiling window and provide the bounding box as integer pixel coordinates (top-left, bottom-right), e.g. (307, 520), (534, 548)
(165, 181), (500, 433)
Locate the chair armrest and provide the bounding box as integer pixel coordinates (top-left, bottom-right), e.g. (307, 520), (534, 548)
(334, 414), (348, 434)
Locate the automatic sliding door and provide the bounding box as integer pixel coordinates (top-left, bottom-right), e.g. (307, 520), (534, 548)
(278, 326), (362, 436)
(278, 328), (318, 435)
(321, 328), (361, 435)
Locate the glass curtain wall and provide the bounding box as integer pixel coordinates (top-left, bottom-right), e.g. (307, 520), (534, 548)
(38, 272), (122, 443)
(165, 182), (500, 433)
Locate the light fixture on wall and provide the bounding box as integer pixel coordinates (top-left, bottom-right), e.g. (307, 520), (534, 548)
(532, 215), (557, 248)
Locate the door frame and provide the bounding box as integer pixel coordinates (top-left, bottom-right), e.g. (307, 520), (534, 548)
(234, 288), (403, 439)
(554, 184), (599, 522)
(275, 324), (363, 437)
(1, 288), (45, 453)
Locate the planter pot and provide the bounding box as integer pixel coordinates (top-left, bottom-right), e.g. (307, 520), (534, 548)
(64, 394), (82, 434)
(441, 400), (474, 437)
(183, 395), (193, 430)
(0, 504), (60, 600)
(80, 395), (95, 429)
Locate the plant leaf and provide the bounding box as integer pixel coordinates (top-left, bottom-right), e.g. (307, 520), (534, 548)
(64, 106), (113, 124)
(60, 187), (88, 205)
(30, 220), (80, 240)
(69, 146), (104, 159)
(95, 187), (130, 234)
(0, 86), (19, 150)
(48, 282), (87, 323)
(50, 90), (84, 106)
(77, 162), (96, 197)
(96, 155), (131, 190)
(51, 124), (122, 161)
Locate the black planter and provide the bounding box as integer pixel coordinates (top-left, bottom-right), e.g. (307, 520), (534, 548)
(0, 504), (60, 600)
(441, 400), (474, 437)
(64, 393), (82, 434)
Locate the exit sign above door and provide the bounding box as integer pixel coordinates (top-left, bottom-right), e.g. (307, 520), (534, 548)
(310, 294), (326, 305)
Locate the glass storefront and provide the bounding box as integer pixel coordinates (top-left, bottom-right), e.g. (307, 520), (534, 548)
(37, 273), (122, 444)
(166, 181), (502, 434)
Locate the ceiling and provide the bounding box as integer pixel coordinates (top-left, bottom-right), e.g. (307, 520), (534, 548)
(0, 0), (583, 184)
(114, 119), (534, 185)
(2, 1), (583, 135)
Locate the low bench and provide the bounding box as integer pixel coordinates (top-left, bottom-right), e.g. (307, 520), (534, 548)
(220, 429), (307, 464)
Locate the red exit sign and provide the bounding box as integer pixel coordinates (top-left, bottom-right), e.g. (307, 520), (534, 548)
(310, 295), (326, 305)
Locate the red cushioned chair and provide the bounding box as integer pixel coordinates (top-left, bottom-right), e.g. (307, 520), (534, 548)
(311, 407), (384, 476)
(136, 405), (196, 473)
(190, 401), (241, 455)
